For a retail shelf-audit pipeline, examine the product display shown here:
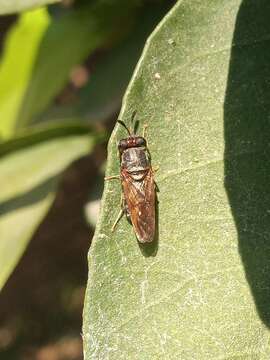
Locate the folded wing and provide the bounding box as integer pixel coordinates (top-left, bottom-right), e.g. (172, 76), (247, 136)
(121, 168), (155, 243)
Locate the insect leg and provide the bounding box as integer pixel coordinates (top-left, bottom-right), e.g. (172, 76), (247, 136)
(142, 123), (148, 138)
(104, 175), (120, 181)
(111, 209), (124, 232)
(111, 195), (125, 232)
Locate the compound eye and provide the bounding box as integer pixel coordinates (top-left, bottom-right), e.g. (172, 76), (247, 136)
(136, 137), (146, 147)
(118, 139), (128, 151)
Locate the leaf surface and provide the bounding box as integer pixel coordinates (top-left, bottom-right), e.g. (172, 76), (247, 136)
(83, 0), (270, 358)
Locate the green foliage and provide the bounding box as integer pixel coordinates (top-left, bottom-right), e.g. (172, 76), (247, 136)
(0, 0), (59, 15)
(15, 0), (141, 132)
(75, 4), (170, 120)
(0, 123), (96, 291)
(83, 0), (270, 358)
(0, 0), (156, 291)
(0, 1), (141, 139)
(39, 2), (170, 122)
(0, 8), (50, 138)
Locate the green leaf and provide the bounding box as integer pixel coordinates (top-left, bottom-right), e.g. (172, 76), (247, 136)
(0, 123), (96, 291)
(0, 8), (50, 138)
(38, 2), (172, 123)
(0, 1), (141, 139)
(83, 0), (270, 358)
(75, 2), (174, 120)
(0, 0), (59, 15)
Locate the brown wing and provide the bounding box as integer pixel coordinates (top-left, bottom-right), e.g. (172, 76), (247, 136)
(121, 168), (155, 243)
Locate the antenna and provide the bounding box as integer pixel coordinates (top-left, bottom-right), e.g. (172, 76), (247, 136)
(117, 111), (137, 135)
(131, 110), (139, 134)
(117, 120), (131, 136)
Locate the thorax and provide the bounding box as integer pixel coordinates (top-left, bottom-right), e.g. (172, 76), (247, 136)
(121, 147), (150, 180)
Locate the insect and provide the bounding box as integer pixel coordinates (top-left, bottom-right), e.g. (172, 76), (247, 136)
(105, 112), (156, 243)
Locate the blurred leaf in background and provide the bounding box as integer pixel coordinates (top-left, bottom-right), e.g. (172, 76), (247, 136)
(0, 8), (50, 138)
(0, 0), (59, 15)
(0, 121), (98, 292)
